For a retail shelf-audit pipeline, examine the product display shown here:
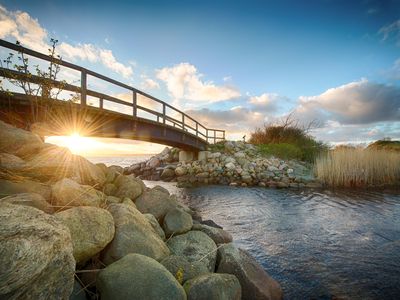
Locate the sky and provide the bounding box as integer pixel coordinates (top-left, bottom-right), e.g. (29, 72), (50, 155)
(0, 0), (399, 155)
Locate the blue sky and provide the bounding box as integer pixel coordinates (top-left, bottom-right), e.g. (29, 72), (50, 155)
(0, 0), (399, 152)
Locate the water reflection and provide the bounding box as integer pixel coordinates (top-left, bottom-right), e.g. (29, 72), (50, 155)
(145, 182), (400, 300)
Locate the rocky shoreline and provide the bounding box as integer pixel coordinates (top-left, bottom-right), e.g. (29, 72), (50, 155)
(0, 120), (283, 300)
(125, 141), (323, 189)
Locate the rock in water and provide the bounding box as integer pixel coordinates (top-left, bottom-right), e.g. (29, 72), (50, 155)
(217, 243), (283, 300)
(102, 203), (170, 265)
(97, 253), (186, 300)
(183, 273), (241, 300)
(51, 178), (105, 209)
(163, 207), (193, 237)
(192, 224), (232, 244)
(56, 206), (115, 264)
(161, 255), (209, 284)
(0, 120), (44, 156)
(0, 192), (53, 214)
(0, 203), (75, 299)
(135, 186), (179, 221)
(167, 231), (217, 272)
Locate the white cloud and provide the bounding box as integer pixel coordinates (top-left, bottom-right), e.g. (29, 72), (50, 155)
(156, 63), (240, 108)
(379, 19), (400, 46)
(140, 78), (160, 90)
(0, 5), (132, 78)
(249, 93), (280, 112)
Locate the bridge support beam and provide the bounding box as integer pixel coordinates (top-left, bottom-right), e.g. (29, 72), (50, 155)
(179, 150), (195, 162)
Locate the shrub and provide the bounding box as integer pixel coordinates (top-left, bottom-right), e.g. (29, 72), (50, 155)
(250, 114), (327, 162)
(315, 148), (400, 187)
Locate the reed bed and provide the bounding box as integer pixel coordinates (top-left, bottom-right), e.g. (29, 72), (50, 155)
(315, 148), (400, 187)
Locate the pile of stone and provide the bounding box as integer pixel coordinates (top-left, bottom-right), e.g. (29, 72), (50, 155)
(0, 120), (283, 300)
(125, 141), (322, 189)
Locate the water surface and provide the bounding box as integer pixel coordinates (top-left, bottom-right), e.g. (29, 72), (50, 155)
(147, 183), (400, 300)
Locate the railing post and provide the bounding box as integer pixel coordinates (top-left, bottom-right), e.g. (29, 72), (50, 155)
(196, 122), (198, 136)
(206, 129), (208, 143)
(182, 114), (185, 130)
(163, 103), (166, 124)
(99, 98), (103, 109)
(214, 130), (216, 144)
(132, 91), (137, 117)
(81, 69), (87, 106)
(223, 130), (225, 140)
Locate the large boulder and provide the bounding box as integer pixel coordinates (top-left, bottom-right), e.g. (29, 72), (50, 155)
(0, 179), (52, 201)
(102, 203), (170, 265)
(163, 207), (193, 237)
(0, 153), (25, 171)
(217, 243), (283, 300)
(97, 253), (186, 300)
(56, 206), (115, 264)
(183, 273), (241, 300)
(167, 231), (217, 272)
(144, 213), (166, 240)
(23, 146), (106, 186)
(161, 255), (209, 284)
(192, 224), (232, 244)
(0, 203), (75, 299)
(51, 178), (105, 210)
(135, 186), (179, 222)
(0, 120), (44, 157)
(114, 174), (144, 200)
(0, 193), (53, 214)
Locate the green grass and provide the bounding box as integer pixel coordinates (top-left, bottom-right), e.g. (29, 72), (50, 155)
(367, 140), (400, 152)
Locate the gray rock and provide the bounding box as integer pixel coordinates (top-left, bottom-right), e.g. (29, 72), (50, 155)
(161, 168), (175, 180)
(217, 243), (283, 300)
(135, 186), (179, 222)
(52, 178), (105, 210)
(69, 280), (87, 300)
(0, 120), (44, 157)
(183, 273), (241, 300)
(56, 206), (115, 264)
(102, 203), (170, 265)
(146, 156), (161, 169)
(0, 203), (75, 299)
(144, 213), (166, 240)
(225, 162), (236, 170)
(175, 166), (188, 176)
(0, 153), (25, 171)
(167, 231), (217, 272)
(0, 192), (53, 214)
(103, 183), (117, 196)
(0, 179), (52, 201)
(161, 255), (209, 284)
(200, 219), (223, 229)
(105, 195), (122, 204)
(192, 224), (232, 244)
(163, 208), (193, 237)
(97, 253), (186, 300)
(114, 175), (144, 200)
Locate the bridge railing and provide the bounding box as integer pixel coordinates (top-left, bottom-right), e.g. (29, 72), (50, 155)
(0, 39), (225, 144)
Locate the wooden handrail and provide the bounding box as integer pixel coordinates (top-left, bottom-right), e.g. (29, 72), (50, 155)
(0, 39), (225, 143)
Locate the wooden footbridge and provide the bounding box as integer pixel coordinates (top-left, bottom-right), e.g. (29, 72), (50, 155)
(0, 39), (225, 151)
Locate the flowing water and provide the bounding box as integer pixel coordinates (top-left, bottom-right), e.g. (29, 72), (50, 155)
(87, 157), (400, 299)
(147, 182), (400, 300)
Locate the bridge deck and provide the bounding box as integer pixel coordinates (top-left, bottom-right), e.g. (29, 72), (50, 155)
(0, 39), (225, 151)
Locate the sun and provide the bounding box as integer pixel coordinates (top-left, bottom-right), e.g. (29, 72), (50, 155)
(60, 133), (100, 155)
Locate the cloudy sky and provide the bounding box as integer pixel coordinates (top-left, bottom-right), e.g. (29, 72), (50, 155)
(0, 0), (399, 154)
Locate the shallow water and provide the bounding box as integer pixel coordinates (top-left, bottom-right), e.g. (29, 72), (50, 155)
(146, 182), (400, 300)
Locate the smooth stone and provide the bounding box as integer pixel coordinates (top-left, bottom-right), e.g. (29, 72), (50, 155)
(0, 179), (52, 201)
(192, 224), (232, 244)
(97, 253), (186, 300)
(163, 207), (193, 237)
(217, 243), (283, 300)
(0, 192), (53, 214)
(167, 231), (217, 272)
(161, 255), (209, 284)
(0, 153), (25, 171)
(161, 168), (175, 180)
(144, 213), (166, 241)
(0, 203), (75, 299)
(102, 203), (170, 265)
(114, 174), (144, 200)
(183, 273), (241, 300)
(56, 206), (115, 264)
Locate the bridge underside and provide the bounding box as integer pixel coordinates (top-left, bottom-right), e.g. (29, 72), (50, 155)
(0, 94), (208, 151)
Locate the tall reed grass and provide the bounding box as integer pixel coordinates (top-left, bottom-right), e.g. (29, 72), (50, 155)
(315, 148), (400, 187)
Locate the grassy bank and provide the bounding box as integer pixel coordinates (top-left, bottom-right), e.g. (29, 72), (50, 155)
(315, 148), (400, 187)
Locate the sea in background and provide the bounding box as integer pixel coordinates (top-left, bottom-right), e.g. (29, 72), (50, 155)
(86, 155), (152, 168)
(86, 156), (400, 299)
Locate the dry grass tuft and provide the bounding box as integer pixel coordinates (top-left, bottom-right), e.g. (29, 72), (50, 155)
(315, 148), (400, 187)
